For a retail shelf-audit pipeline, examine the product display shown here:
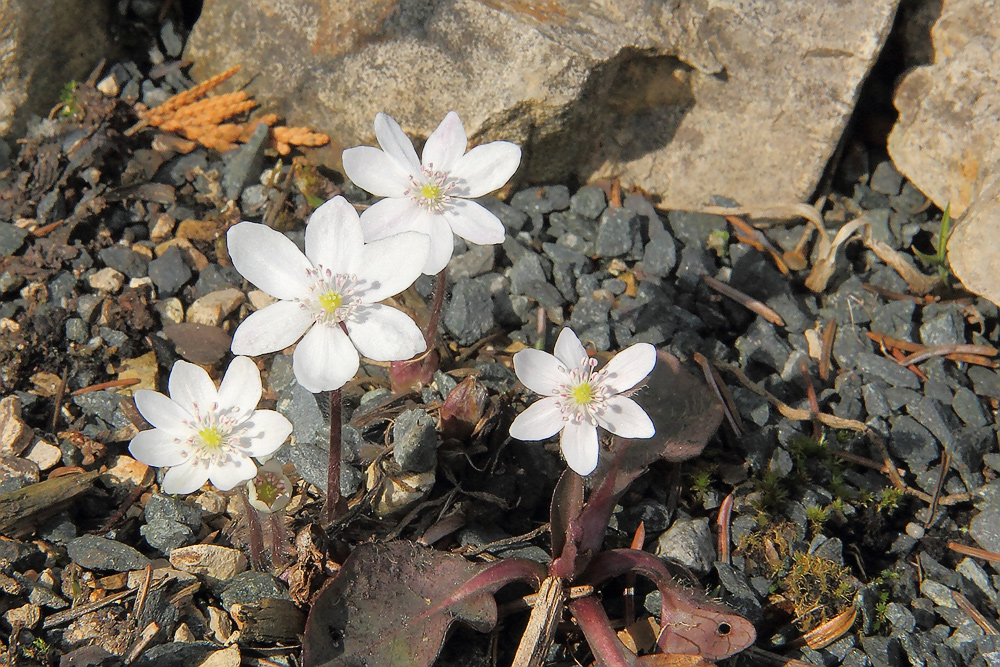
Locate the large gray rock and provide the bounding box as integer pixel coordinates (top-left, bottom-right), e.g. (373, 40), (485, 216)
(949, 175), (1000, 308)
(185, 0), (898, 209)
(888, 0), (1000, 307)
(0, 0), (115, 140)
(888, 0), (1000, 217)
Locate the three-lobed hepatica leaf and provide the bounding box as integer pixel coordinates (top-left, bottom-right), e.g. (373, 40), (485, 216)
(301, 541), (546, 667)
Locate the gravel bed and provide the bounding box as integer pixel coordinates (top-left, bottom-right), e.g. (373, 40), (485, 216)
(1, 12), (999, 667)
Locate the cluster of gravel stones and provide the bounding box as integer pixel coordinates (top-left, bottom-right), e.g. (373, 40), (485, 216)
(1, 9), (1000, 665)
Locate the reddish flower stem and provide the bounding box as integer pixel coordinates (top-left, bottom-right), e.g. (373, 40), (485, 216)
(424, 268), (447, 347)
(324, 388), (343, 524)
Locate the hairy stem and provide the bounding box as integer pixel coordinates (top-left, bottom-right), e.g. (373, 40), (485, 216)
(424, 268), (447, 347)
(236, 487), (267, 571)
(324, 388), (343, 524)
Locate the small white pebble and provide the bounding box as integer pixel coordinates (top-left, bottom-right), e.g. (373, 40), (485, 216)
(905, 522), (925, 539)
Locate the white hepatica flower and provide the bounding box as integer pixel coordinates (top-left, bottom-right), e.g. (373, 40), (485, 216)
(509, 328), (656, 476)
(129, 357), (292, 494)
(342, 111), (521, 275)
(247, 459), (292, 513)
(227, 196), (430, 393)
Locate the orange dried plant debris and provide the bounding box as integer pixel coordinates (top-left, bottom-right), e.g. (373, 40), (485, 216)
(272, 126), (331, 155)
(133, 65), (329, 155)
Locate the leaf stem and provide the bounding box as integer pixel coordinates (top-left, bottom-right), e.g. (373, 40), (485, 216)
(567, 595), (631, 667)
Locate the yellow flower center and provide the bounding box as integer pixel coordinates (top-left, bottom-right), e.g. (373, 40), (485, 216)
(570, 383), (594, 405)
(318, 290), (343, 313)
(419, 182), (442, 202)
(198, 426), (225, 450)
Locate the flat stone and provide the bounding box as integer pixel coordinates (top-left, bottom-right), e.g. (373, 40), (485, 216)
(952, 386), (988, 427)
(98, 246), (148, 279)
(193, 264), (240, 298)
(907, 396), (955, 449)
(169, 544), (248, 581)
(889, 415), (938, 474)
(509, 254), (549, 295)
(145, 493), (204, 531)
(0, 395), (34, 457)
(148, 245), (192, 297)
(919, 306), (965, 347)
(641, 214), (677, 277)
(186, 0), (898, 210)
(447, 244), (495, 281)
(444, 277), (495, 345)
(392, 409), (439, 473)
(141, 518), (196, 554)
(369, 467), (435, 518)
(87, 267), (125, 293)
(870, 160), (903, 196)
(653, 514), (715, 576)
(101, 454), (153, 489)
(968, 366), (1000, 400)
(4, 603), (40, 630)
(67, 535), (151, 572)
(218, 571), (290, 609)
(186, 288), (245, 326)
(855, 352), (920, 389)
(594, 208), (635, 258)
(223, 122), (271, 200)
(569, 186), (607, 219)
(23, 439), (61, 471)
(0, 223), (28, 257)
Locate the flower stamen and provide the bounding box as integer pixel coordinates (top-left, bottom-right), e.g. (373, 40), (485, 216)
(405, 166), (454, 213)
(303, 267), (363, 325)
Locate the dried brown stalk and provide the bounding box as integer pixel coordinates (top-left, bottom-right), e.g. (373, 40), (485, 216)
(702, 275), (785, 326)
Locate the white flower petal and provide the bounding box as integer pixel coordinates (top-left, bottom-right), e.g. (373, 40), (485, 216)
(595, 395), (655, 438)
(346, 304), (426, 362)
(305, 196), (364, 271)
(559, 420), (600, 476)
(292, 324), (360, 393)
(513, 348), (568, 396)
(509, 396), (565, 441)
(421, 111), (467, 173)
(441, 199), (506, 246)
(133, 390), (194, 436)
(422, 215), (458, 275)
(161, 460), (210, 495)
(217, 356), (262, 416)
(553, 327), (588, 369)
(358, 196), (425, 241)
(167, 360), (218, 414)
(238, 410), (293, 457)
(449, 141), (521, 198)
(128, 429), (186, 467)
(342, 146), (411, 197)
(355, 232), (429, 302)
(599, 342), (657, 393)
(227, 222), (313, 300)
(209, 456), (258, 491)
(231, 301), (314, 355)
(374, 112), (421, 171)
